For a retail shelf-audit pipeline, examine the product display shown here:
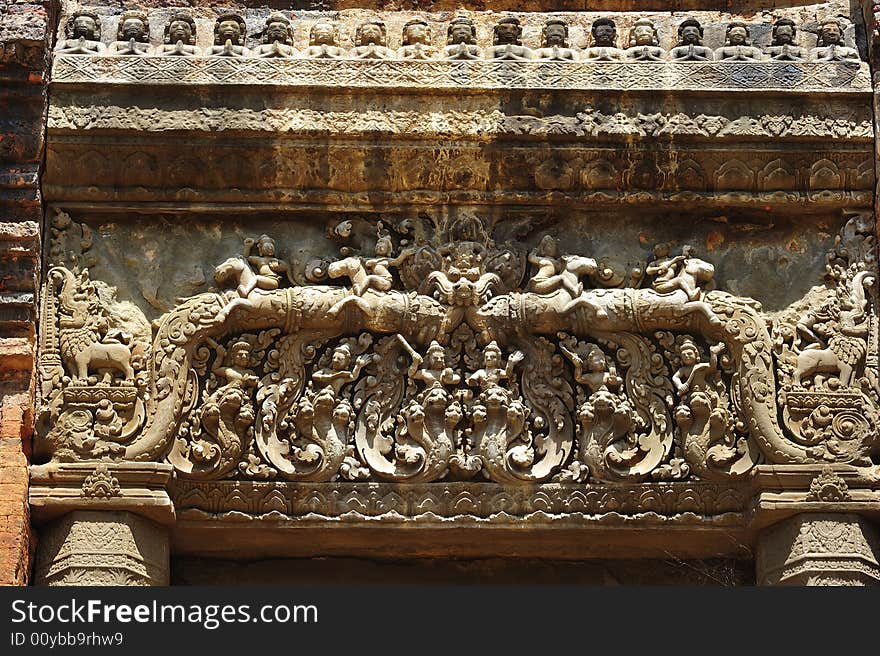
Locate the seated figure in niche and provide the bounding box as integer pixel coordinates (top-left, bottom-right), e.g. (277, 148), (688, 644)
(398, 18), (437, 59)
(108, 10), (152, 55)
(444, 16), (482, 60)
(765, 18), (808, 61)
(207, 12), (250, 57)
(534, 18), (578, 61)
(352, 20), (395, 59)
(486, 17), (534, 60)
(581, 18), (626, 61)
(253, 12), (297, 58)
(625, 18), (665, 61)
(157, 12), (200, 57)
(305, 21), (345, 59)
(669, 18), (714, 61)
(810, 18), (860, 61)
(56, 10), (106, 55)
(714, 21), (764, 61)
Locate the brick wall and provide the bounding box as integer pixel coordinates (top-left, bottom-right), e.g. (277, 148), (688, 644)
(0, 1), (50, 586)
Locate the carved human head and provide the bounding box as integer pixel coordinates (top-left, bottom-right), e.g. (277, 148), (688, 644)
(229, 340), (252, 367)
(772, 18), (797, 46)
(117, 10), (149, 43)
(214, 12), (247, 46)
(493, 17), (522, 46)
(677, 18), (704, 45)
(402, 18), (431, 46)
(447, 17), (477, 45)
(67, 10), (101, 41)
(725, 21), (751, 46)
(375, 235), (394, 257)
(585, 344), (606, 372)
(629, 18), (659, 47)
(677, 337), (699, 365)
(542, 18), (568, 48)
(256, 234), (276, 256)
(537, 235), (559, 257)
(817, 18), (845, 46)
(356, 20), (387, 47)
(591, 18), (617, 47)
(427, 341), (446, 368)
(164, 12), (196, 46)
(484, 341), (502, 367)
(310, 21), (338, 46)
(262, 12), (294, 46)
(331, 343), (352, 370)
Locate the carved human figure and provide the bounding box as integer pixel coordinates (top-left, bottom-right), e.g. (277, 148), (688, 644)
(467, 342), (524, 392)
(527, 235), (608, 318)
(158, 12), (200, 57)
(402, 339), (460, 391)
(213, 236), (288, 322)
(108, 10), (152, 56)
(560, 342), (621, 394)
(625, 18), (665, 61)
(398, 19), (436, 59)
(312, 344), (375, 396)
(211, 339), (259, 391)
(352, 20), (394, 59)
(305, 21), (344, 59)
(646, 244), (722, 327)
(326, 232), (415, 318)
(56, 11), (106, 55)
(765, 18), (808, 61)
(582, 18), (626, 61)
(207, 12), (250, 57)
(715, 21), (764, 61)
(669, 18), (714, 61)
(672, 338), (723, 398)
(810, 19), (860, 61)
(487, 17), (534, 60)
(534, 18), (578, 61)
(443, 16), (482, 60)
(253, 12), (297, 58)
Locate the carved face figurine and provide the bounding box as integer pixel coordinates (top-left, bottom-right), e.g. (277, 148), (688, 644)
(587, 348), (606, 373)
(818, 20), (844, 46)
(356, 21), (386, 47)
(726, 23), (750, 46)
(537, 235), (559, 258)
(375, 236), (393, 257)
(230, 341), (252, 368)
(542, 20), (568, 47)
(166, 14), (196, 46)
(678, 340), (699, 366)
(403, 19), (430, 46)
(630, 19), (659, 47)
(256, 235), (276, 257)
(310, 22), (337, 46)
(483, 343), (502, 368)
(678, 19), (704, 45)
(331, 345), (352, 371)
(591, 19), (617, 47)
(214, 14), (246, 46)
(118, 12), (149, 43)
(772, 19), (796, 45)
(263, 13), (293, 45)
(71, 12), (100, 41)
(426, 342), (446, 369)
(493, 18), (522, 46)
(447, 18), (477, 45)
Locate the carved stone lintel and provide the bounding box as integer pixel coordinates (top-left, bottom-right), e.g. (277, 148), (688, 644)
(34, 511), (169, 586)
(757, 513), (880, 585)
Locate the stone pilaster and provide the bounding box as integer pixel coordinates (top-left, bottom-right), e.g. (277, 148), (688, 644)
(756, 513), (880, 586)
(34, 510), (169, 586)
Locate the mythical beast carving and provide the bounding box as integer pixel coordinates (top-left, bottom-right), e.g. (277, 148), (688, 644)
(36, 213), (880, 483)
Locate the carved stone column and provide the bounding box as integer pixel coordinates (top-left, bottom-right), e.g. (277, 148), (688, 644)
(34, 510), (169, 586)
(756, 513), (880, 585)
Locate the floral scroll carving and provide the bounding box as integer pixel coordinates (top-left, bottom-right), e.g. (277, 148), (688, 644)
(37, 213), (880, 484)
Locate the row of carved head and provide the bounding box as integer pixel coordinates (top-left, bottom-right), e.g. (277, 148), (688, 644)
(58, 11), (860, 62)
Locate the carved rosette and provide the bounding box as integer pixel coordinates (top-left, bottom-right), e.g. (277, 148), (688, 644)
(35, 213), (880, 485)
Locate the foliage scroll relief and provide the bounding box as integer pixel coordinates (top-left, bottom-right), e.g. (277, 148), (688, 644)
(36, 212), (879, 485)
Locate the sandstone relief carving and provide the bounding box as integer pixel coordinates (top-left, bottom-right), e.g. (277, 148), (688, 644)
(36, 213), (880, 485)
(157, 12), (199, 57)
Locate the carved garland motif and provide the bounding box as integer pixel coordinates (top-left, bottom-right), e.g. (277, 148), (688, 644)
(36, 212), (880, 484)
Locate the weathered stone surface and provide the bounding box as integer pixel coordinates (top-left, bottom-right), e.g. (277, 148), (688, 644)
(34, 510), (169, 586)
